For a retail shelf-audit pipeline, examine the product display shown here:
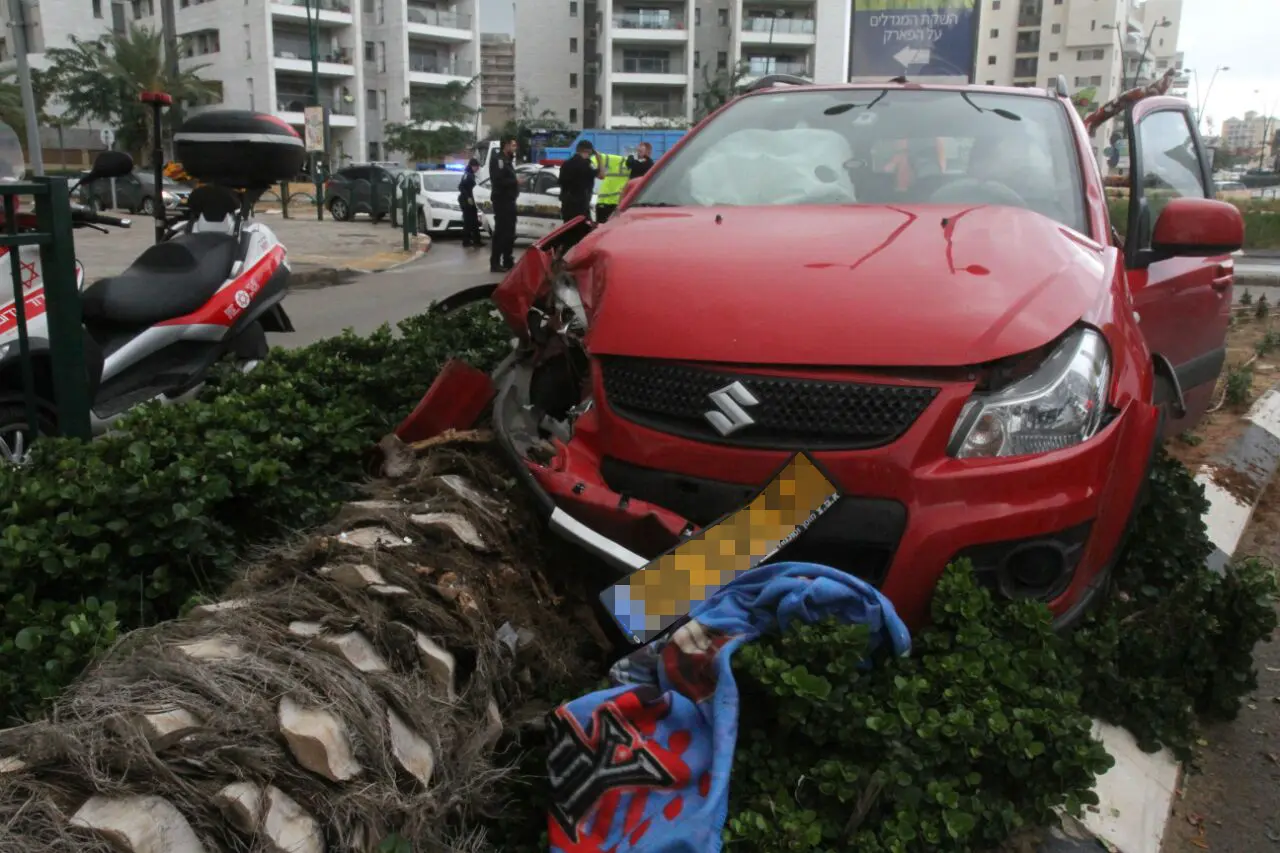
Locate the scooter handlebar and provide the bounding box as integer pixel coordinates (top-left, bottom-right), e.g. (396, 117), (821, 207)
(70, 204), (132, 228)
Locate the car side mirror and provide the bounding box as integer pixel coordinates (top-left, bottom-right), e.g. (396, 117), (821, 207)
(84, 150), (135, 183)
(547, 186), (561, 197)
(1150, 197), (1244, 261)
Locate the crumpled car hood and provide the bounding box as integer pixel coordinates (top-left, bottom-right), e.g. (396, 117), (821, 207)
(567, 204), (1109, 368)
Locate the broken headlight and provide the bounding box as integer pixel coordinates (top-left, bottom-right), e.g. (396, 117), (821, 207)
(948, 327), (1111, 459)
(550, 276), (588, 334)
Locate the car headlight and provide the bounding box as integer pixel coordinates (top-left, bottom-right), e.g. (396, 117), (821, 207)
(436, 201), (461, 212)
(948, 327), (1111, 459)
(162, 190), (175, 203)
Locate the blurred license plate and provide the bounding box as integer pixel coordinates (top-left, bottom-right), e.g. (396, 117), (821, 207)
(600, 452), (840, 645)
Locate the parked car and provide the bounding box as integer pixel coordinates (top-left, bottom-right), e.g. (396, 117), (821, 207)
(389, 169), (472, 234)
(323, 163), (406, 222)
(75, 169), (191, 216)
(485, 80), (1245, 631)
(476, 164), (600, 240)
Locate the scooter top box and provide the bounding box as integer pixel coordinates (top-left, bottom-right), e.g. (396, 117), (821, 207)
(174, 111), (305, 188)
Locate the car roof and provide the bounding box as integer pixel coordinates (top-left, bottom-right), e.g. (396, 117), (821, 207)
(736, 79), (1063, 104)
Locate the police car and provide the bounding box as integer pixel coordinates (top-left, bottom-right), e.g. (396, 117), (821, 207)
(475, 164), (601, 241)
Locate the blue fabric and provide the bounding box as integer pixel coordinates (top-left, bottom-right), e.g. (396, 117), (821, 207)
(546, 563), (911, 853)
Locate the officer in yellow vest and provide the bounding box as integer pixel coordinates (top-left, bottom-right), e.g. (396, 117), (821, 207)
(593, 150), (630, 223)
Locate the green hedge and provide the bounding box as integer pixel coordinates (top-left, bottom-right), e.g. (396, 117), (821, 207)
(0, 308), (512, 722)
(1108, 197), (1280, 250)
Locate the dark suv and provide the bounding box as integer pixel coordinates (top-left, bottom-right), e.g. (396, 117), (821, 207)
(323, 163), (404, 222)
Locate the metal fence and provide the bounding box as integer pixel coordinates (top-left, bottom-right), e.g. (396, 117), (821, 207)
(1, 178), (91, 450)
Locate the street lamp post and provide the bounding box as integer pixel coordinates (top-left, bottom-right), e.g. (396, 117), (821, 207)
(1131, 17), (1171, 90)
(1200, 64), (1230, 131)
(6, 0), (44, 176)
(303, 0), (324, 220)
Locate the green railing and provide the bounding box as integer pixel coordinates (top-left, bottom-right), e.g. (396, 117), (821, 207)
(1, 178), (91, 449)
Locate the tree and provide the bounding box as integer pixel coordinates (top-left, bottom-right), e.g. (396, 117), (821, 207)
(490, 91), (573, 161)
(43, 25), (219, 163)
(695, 60), (750, 121)
(384, 78), (476, 163)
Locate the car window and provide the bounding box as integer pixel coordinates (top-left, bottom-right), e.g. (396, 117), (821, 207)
(341, 167), (371, 181)
(421, 173), (462, 192)
(533, 171), (558, 194)
(516, 171), (536, 193)
(633, 88), (1088, 234)
(1135, 109), (1207, 245)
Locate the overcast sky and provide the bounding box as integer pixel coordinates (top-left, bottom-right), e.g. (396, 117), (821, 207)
(480, 0), (1276, 125)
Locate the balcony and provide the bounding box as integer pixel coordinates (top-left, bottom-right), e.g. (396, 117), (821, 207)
(610, 11), (690, 44)
(406, 4), (474, 42)
(1016, 0), (1042, 28)
(273, 41), (356, 76)
(269, 0), (353, 27)
(741, 56), (811, 79)
(409, 55), (474, 85)
(612, 56), (689, 86)
(276, 92), (358, 127)
(612, 100), (687, 126)
(740, 16), (817, 46)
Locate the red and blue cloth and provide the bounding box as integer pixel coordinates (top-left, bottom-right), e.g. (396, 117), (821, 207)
(546, 562), (911, 853)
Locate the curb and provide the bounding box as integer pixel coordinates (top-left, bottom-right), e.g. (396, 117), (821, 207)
(288, 238), (432, 288)
(1040, 386), (1280, 853)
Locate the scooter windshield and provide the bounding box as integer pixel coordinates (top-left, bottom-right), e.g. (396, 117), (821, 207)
(0, 120), (26, 183)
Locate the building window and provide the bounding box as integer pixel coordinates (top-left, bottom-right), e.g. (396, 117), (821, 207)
(570, 72), (578, 88)
(247, 78), (254, 110)
(93, 0), (102, 17)
(363, 0), (372, 12)
(570, 37), (578, 53)
(992, 0), (1000, 8)
(378, 41), (386, 72)
(986, 79), (995, 85)
(987, 55), (996, 65)
(570, 108), (578, 123)
(694, 49), (700, 68)
(1090, 19), (1095, 30)
(365, 41), (374, 62)
(1048, 51), (1058, 61)
(369, 142), (381, 161)
(366, 88), (377, 109)
(376, 0), (383, 23)
(990, 28), (998, 37)
(1051, 23), (1061, 33)
(379, 89), (387, 119)
(569, 0), (577, 15)
(111, 1), (127, 31)
(717, 51), (727, 69)
(1054, 0), (1062, 3)
(717, 7), (728, 26)
(244, 24), (251, 58)
(694, 7), (700, 24)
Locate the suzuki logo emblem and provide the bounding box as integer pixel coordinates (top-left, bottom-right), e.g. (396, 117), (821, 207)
(704, 381), (760, 437)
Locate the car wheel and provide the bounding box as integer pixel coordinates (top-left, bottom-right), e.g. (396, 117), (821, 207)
(329, 197), (351, 221)
(140, 196), (156, 216)
(0, 398), (57, 468)
(417, 206), (427, 234)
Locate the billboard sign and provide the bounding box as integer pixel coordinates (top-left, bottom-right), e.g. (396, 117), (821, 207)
(850, 0), (978, 81)
(303, 106), (325, 152)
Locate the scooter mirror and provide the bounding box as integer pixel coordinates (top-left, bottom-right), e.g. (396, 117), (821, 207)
(85, 150), (135, 182)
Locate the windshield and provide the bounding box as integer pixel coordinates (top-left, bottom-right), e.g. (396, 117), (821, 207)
(421, 173), (462, 192)
(633, 88), (1087, 234)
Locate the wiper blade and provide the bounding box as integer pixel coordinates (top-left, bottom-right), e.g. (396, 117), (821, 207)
(630, 201), (678, 207)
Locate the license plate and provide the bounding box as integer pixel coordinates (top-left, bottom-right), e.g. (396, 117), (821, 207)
(600, 452), (841, 645)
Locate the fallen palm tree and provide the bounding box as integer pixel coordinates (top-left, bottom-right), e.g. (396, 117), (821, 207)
(0, 437), (601, 853)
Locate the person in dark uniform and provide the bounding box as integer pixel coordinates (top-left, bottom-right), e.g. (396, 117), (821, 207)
(458, 158), (484, 248)
(626, 141), (655, 183)
(557, 139), (597, 223)
(489, 137), (520, 273)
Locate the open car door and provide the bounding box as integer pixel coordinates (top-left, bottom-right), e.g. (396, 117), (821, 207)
(1123, 96), (1233, 436)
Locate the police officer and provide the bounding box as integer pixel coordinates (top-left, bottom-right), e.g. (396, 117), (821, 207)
(458, 158), (484, 248)
(489, 137), (520, 273)
(594, 149), (630, 223)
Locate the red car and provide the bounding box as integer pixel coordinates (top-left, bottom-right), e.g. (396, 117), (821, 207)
(486, 79), (1244, 630)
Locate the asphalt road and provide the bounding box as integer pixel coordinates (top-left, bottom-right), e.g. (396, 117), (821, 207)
(272, 239), (505, 348)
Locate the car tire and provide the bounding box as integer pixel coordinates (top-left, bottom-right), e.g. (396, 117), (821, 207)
(417, 206), (426, 234)
(140, 196), (156, 216)
(329, 198), (351, 221)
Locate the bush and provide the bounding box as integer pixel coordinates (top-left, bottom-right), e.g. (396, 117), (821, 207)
(1069, 452), (1280, 758)
(724, 565), (1112, 852)
(0, 306), (511, 722)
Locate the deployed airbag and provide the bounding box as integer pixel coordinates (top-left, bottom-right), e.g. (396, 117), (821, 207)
(689, 127), (857, 206)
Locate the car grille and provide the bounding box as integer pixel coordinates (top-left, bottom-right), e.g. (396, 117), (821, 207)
(599, 357), (939, 449)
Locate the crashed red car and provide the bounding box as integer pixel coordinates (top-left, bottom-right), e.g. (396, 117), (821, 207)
(486, 79), (1244, 630)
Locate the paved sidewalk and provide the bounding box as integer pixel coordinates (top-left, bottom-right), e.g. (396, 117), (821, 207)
(72, 213), (427, 282)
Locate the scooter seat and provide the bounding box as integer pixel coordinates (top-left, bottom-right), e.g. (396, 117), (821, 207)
(82, 232), (240, 327)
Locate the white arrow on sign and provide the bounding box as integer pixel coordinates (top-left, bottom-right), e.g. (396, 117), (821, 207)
(894, 46), (932, 67)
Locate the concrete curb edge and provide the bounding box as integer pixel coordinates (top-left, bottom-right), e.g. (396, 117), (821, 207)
(1038, 385), (1280, 853)
(288, 237), (432, 287)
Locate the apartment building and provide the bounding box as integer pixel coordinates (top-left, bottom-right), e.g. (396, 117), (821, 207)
(1, 0), (480, 167)
(1221, 112), (1275, 157)
(480, 32), (516, 131)
(516, 0), (850, 130)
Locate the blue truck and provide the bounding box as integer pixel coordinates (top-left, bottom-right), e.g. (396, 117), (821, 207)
(536, 129), (688, 164)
